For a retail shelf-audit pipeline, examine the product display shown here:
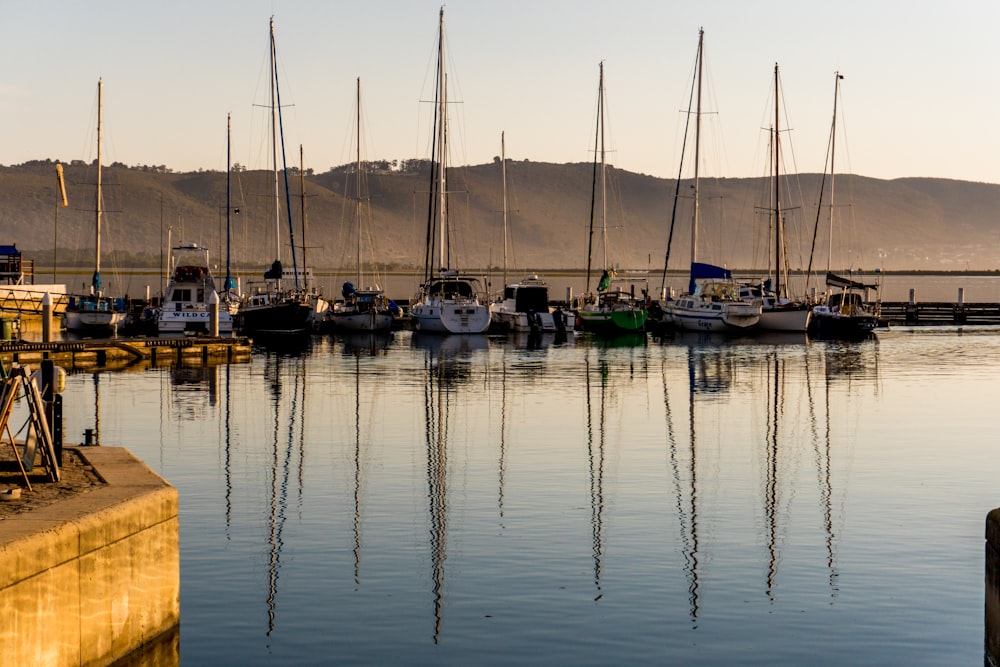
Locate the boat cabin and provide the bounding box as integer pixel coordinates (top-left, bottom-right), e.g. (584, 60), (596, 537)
(427, 278), (480, 299)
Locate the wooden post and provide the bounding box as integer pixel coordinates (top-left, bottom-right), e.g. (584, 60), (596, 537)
(41, 292), (53, 342)
(209, 291), (219, 337)
(909, 288), (915, 305)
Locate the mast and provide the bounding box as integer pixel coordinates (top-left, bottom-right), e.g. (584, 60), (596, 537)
(436, 9), (447, 273)
(269, 18), (281, 283)
(355, 78), (363, 287)
(599, 62), (608, 271)
(828, 72), (841, 274)
(659, 28), (702, 298)
(773, 63), (782, 297)
(93, 79), (103, 295)
(804, 71), (843, 291)
(501, 131), (508, 288)
(300, 143), (308, 287)
(585, 64), (601, 294)
(225, 113), (235, 292)
(691, 30), (703, 269)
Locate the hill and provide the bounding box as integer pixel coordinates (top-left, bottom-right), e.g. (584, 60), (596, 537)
(2, 159), (999, 274)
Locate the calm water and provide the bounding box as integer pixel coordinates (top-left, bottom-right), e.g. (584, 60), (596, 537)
(57, 327), (1000, 665)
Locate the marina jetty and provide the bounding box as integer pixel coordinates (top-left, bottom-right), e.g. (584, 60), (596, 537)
(0, 444), (179, 666)
(0, 336), (252, 372)
(880, 290), (1000, 326)
(0, 357), (179, 665)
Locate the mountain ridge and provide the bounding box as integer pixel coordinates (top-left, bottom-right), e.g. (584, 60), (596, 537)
(2, 159), (998, 274)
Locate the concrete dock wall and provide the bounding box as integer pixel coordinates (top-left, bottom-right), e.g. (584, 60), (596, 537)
(0, 447), (179, 667)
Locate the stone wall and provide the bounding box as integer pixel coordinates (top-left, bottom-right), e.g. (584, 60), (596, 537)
(0, 447), (179, 666)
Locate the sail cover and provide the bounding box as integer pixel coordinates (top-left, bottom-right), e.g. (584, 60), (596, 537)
(826, 271), (877, 291)
(689, 262), (731, 294)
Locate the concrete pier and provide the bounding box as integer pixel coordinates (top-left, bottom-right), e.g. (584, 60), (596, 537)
(0, 446), (179, 666)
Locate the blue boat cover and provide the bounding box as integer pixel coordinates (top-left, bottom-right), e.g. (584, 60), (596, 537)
(689, 262), (731, 294)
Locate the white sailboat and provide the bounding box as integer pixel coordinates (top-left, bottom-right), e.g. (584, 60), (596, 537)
(328, 78), (395, 333)
(410, 8), (491, 335)
(489, 132), (573, 334)
(739, 63), (812, 333)
(663, 30), (761, 334)
(63, 79), (129, 337)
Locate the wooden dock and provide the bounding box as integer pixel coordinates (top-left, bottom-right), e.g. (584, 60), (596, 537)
(880, 301), (1000, 326)
(0, 337), (252, 372)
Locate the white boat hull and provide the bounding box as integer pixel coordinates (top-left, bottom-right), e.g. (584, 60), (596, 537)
(412, 300), (490, 334)
(329, 309), (394, 332)
(668, 302), (760, 333)
(157, 309), (234, 336)
(757, 307), (811, 332)
(63, 309), (128, 335)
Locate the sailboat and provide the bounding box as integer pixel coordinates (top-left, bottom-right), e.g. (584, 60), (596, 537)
(489, 132), (573, 335)
(327, 78), (395, 333)
(237, 17), (315, 338)
(738, 64), (812, 332)
(807, 72), (881, 339)
(409, 8), (491, 335)
(63, 79), (129, 336)
(576, 62), (648, 336)
(662, 30), (761, 334)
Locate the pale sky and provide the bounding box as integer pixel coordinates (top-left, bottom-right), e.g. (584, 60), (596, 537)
(4, 0), (998, 183)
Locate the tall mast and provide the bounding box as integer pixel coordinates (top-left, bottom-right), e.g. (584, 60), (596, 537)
(599, 62), (608, 271)
(225, 112), (235, 292)
(501, 130), (508, 288)
(436, 8), (447, 272)
(828, 72), (841, 274)
(773, 63), (782, 296)
(356, 77), (363, 287)
(300, 143), (308, 286)
(269, 18), (281, 274)
(93, 78), (103, 295)
(691, 29), (703, 268)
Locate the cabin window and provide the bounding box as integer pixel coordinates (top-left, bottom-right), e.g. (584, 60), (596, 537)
(171, 288), (192, 302)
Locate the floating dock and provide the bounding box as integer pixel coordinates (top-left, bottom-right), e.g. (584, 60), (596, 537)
(0, 337), (252, 372)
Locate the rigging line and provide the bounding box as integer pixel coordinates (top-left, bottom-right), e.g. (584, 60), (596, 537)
(585, 62), (603, 294)
(271, 23), (299, 289)
(661, 30), (701, 296)
(805, 72), (842, 291)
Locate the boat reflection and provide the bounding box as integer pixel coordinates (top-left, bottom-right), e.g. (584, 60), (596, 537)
(577, 331), (647, 349)
(583, 356), (609, 600)
(411, 332), (489, 357)
(260, 350), (307, 641)
(169, 363), (220, 415)
(419, 339), (453, 643)
(336, 331), (394, 357)
(659, 338), (879, 616)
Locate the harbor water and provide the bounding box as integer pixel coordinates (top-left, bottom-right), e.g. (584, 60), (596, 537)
(52, 326), (1000, 665)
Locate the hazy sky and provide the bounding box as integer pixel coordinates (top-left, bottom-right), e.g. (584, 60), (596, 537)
(4, 0), (998, 183)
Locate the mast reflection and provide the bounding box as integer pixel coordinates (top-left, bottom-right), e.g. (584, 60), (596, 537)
(583, 355), (608, 600)
(416, 334), (485, 643)
(261, 350), (306, 641)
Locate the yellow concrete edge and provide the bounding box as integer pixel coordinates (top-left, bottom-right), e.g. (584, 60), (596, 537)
(0, 446), (178, 590)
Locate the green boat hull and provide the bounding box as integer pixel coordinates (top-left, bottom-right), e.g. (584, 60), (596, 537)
(578, 307), (648, 335)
